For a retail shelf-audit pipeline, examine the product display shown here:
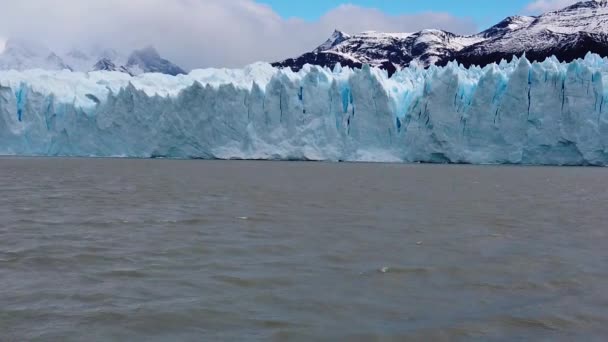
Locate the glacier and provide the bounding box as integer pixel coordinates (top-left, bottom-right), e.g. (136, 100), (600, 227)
(1, 53), (608, 165)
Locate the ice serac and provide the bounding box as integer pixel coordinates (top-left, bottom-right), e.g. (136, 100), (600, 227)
(1, 55), (608, 165)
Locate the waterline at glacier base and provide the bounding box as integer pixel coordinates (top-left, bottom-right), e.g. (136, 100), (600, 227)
(2, 53), (608, 165)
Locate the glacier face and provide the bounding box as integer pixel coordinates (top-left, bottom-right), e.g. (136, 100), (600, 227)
(1, 54), (608, 165)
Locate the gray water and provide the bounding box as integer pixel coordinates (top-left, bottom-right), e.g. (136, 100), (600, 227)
(1, 158), (607, 341)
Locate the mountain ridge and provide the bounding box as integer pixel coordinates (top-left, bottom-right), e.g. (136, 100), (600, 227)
(0, 41), (186, 75)
(273, 0), (608, 74)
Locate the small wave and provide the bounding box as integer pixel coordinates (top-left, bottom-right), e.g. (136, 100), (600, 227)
(101, 269), (148, 278)
(498, 314), (578, 331)
(213, 275), (294, 288)
(360, 266), (433, 276)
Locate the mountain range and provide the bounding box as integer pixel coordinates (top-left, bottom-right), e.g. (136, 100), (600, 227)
(274, 0), (608, 75)
(0, 40), (186, 76)
(1, 0), (607, 76)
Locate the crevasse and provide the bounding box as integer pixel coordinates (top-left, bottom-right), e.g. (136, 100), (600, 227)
(1, 53), (608, 165)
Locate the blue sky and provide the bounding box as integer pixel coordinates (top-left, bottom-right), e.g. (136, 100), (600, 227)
(262, 0), (540, 29)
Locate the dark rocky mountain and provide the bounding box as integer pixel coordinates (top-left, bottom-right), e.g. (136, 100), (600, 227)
(92, 58), (131, 74)
(273, 0), (608, 74)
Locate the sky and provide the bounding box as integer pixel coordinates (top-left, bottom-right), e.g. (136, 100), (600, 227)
(0, 0), (582, 70)
(262, 0), (541, 28)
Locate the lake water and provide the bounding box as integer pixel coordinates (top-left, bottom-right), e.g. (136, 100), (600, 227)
(1, 158), (607, 341)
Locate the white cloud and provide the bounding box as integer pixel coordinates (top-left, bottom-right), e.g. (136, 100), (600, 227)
(524, 0), (578, 13)
(0, 0), (477, 69)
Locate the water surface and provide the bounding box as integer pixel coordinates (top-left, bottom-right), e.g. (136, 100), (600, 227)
(1, 158), (607, 340)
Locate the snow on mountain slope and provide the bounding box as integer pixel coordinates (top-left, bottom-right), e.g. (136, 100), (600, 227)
(478, 16), (536, 38)
(277, 29), (481, 73)
(274, 0), (608, 72)
(537, 0), (608, 34)
(1, 54), (608, 165)
(0, 39), (71, 71)
(458, 0), (608, 66)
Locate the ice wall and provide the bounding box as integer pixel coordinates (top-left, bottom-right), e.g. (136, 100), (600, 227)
(1, 54), (608, 165)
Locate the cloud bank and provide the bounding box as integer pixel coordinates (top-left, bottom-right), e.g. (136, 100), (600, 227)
(0, 0), (476, 69)
(524, 0), (578, 13)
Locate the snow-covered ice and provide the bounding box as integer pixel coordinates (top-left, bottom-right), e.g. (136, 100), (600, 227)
(1, 54), (608, 165)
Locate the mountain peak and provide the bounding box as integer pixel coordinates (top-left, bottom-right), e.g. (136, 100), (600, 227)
(126, 46), (186, 76)
(130, 46), (161, 60)
(480, 15), (536, 38)
(562, 0), (608, 11)
(92, 57), (130, 74)
(314, 30), (351, 53)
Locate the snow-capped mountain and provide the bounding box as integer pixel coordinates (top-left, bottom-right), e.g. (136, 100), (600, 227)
(0, 41), (186, 75)
(458, 0), (608, 67)
(0, 39), (72, 71)
(274, 0), (608, 73)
